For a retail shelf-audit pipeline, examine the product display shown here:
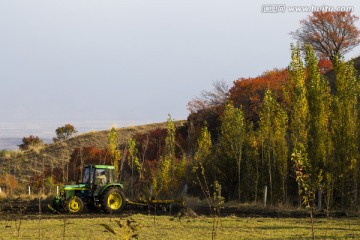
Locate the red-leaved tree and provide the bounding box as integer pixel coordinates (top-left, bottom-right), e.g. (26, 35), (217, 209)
(291, 11), (360, 60)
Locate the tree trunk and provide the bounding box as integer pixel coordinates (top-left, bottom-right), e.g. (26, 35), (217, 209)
(282, 176), (286, 203)
(255, 161), (259, 203)
(268, 147), (272, 204)
(238, 150), (242, 202)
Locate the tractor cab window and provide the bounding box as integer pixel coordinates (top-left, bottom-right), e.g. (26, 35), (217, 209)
(82, 167), (90, 184)
(95, 169), (109, 185)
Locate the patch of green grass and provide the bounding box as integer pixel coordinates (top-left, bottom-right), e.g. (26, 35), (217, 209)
(0, 214), (358, 239)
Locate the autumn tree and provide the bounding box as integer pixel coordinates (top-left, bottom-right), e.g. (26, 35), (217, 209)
(243, 123), (261, 202)
(18, 135), (44, 151)
(305, 45), (332, 210)
(193, 123), (213, 203)
(0, 173), (18, 195)
(153, 115), (179, 198)
(288, 45), (310, 207)
(292, 144), (318, 240)
(291, 11), (360, 60)
(230, 69), (288, 123)
(289, 44), (309, 149)
(219, 102), (246, 201)
(194, 123), (212, 169)
(318, 58), (333, 74)
(259, 89), (288, 203)
(331, 56), (360, 206)
(53, 124), (77, 142)
(108, 127), (121, 177)
(162, 115), (176, 194)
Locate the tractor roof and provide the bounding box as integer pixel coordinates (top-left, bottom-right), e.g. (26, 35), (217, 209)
(85, 164), (115, 169)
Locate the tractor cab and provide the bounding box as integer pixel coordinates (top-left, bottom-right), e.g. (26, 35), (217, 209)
(82, 165), (115, 187)
(53, 164), (125, 214)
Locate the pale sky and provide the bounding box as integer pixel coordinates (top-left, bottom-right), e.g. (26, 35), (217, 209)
(1, 0), (360, 128)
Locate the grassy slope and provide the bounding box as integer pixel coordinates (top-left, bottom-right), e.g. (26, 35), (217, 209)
(13, 121), (186, 184)
(49, 120), (187, 152)
(25, 120), (186, 164)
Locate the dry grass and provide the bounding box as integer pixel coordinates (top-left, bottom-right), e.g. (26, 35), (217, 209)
(0, 214), (358, 239)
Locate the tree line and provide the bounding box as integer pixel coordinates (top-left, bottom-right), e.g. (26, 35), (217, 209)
(186, 45), (359, 210)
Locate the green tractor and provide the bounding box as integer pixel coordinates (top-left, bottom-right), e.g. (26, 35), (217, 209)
(53, 164), (126, 214)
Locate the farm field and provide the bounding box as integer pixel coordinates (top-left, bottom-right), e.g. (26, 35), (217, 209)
(0, 214), (359, 240)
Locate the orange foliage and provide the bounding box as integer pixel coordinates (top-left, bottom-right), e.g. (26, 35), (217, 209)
(318, 58), (333, 74)
(292, 11), (360, 60)
(0, 174), (19, 194)
(229, 69), (288, 123)
(133, 128), (167, 162)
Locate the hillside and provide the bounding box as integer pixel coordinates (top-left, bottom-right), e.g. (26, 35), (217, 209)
(0, 120), (187, 191)
(38, 120), (188, 166)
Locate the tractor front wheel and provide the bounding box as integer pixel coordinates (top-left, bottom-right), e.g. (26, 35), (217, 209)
(65, 196), (84, 214)
(101, 188), (125, 213)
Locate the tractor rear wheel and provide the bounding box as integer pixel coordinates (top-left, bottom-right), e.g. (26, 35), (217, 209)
(101, 188), (125, 213)
(65, 196), (84, 214)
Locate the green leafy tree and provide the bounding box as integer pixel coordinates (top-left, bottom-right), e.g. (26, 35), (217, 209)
(53, 124), (77, 142)
(220, 102), (246, 201)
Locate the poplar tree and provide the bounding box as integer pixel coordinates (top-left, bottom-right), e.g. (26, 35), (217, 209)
(289, 44), (309, 149)
(220, 102), (246, 201)
(259, 89), (288, 203)
(154, 114), (176, 198)
(194, 123), (212, 167)
(193, 123), (213, 207)
(127, 138), (140, 199)
(108, 127), (121, 178)
(305, 45), (332, 209)
(289, 44), (310, 205)
(332, 57), (360, 206)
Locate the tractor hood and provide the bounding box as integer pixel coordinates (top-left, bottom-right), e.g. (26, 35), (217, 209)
(63, 184), (89, 191)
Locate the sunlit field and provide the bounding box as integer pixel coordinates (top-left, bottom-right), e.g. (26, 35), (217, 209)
(0, 214), (359, 240)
